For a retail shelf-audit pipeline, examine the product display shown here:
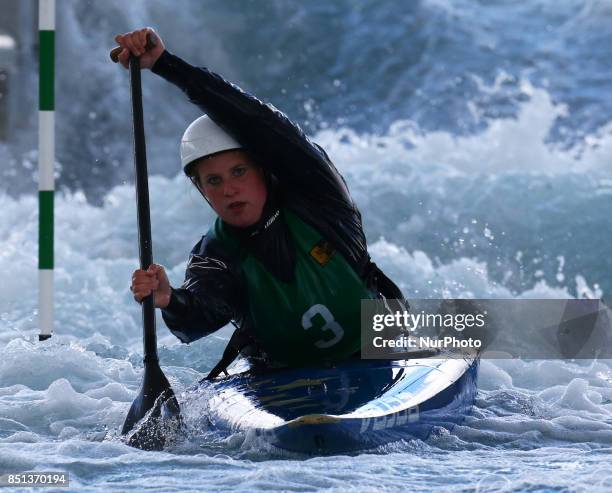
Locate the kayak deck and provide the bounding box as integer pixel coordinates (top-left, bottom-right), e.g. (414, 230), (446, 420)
(196, 356), (479, 454)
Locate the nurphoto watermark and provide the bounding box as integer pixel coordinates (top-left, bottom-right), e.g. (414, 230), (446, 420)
(361, 299), (612, 359)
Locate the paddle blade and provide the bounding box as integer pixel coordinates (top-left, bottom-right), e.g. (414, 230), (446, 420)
(125, 389), (182, 451)
(121, 360), (180, 438)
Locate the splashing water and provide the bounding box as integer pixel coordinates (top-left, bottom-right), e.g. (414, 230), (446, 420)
(1, 0), (612, 491)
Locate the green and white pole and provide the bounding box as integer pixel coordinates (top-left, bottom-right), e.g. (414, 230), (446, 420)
(38, 0), (55, 341)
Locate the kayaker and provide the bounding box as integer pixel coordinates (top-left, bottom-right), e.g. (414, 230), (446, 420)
(120, 28), (405, 378)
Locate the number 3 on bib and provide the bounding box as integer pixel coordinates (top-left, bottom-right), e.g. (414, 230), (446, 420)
(301, 304), (345, 348)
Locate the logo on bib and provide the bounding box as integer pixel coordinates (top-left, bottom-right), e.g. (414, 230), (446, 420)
(310, 240), (335, 266)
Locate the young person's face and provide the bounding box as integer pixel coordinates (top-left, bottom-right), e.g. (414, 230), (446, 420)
(193, 150), (268, 228)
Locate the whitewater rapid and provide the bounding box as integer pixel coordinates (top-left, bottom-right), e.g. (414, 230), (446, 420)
(1, 0), (612, 491)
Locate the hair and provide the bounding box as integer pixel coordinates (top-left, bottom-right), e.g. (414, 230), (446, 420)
(185, 164), (200, 187)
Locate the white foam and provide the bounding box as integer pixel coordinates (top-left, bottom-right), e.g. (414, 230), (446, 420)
(555, 378), (610, 415)
(316, 79), (612, 178)
(0, 65), (610, 486)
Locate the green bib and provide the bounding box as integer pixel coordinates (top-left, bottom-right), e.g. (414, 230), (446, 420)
(211, 209), (374, 365)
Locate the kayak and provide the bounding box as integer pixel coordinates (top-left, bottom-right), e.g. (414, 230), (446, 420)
(189, 352), (479, 454)
(126, 351), (479, 453)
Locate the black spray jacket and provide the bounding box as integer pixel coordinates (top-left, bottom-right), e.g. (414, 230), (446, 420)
(151, 51), (403, 362)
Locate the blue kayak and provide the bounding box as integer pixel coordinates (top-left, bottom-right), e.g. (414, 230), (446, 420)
(195, 354), (479, 454)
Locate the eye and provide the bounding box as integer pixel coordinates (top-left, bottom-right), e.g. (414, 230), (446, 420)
(206, 175), (222, 186)
(232, 165), (247, 177)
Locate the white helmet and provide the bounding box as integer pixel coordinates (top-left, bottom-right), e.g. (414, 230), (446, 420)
(180, 115), (242, 174)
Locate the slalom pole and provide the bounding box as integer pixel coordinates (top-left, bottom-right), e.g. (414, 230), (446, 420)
(38, 0), (55, 341)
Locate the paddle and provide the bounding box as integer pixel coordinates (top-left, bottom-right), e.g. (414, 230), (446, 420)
(117, 48), (180, 449)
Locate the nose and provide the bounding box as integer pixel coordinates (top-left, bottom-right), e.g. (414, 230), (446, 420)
(223, 181), (238, 197)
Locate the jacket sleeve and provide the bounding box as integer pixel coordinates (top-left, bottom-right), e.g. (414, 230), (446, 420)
(161, 237), (243, 343)
(151, 50), (355, 212)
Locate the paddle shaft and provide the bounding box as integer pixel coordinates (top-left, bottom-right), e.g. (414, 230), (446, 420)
(129, 56), (158, 361)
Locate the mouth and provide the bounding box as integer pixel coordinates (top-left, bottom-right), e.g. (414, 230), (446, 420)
(227, 201), (247, 211)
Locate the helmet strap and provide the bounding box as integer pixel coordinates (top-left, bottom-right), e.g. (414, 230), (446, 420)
(189, 176), (212, 206)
